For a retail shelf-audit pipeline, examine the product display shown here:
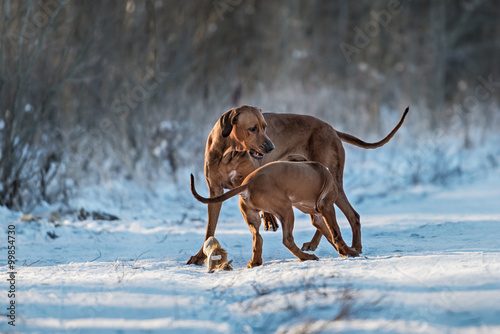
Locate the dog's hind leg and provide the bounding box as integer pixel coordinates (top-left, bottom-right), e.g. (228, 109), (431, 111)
(306, 214), (342, 254)
(279, 207), (319, 261)
(335, 190), (362, 253)
(240, 199), (264, 268)
(301, 215), (323, 251)
(318, 204), (359, 258)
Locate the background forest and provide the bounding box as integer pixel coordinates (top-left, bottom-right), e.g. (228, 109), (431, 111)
(1, 0), (499, 212)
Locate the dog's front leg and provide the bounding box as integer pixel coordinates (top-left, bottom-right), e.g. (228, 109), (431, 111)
(187, 187), (224, 265)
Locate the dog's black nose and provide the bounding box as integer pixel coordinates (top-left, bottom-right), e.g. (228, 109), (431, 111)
(264, 140), (275, 153)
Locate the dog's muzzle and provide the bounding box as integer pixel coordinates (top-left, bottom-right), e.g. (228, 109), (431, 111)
(250, 149), (265, 159)
(250, 140), (275, 160)
(263, 140), (275, 153)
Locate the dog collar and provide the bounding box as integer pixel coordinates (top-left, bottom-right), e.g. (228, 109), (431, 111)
(208, 249), (222, 261)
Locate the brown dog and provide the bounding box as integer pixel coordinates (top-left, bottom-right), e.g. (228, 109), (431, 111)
(191, 161), (359, 267)
(187, 105), (409, 265)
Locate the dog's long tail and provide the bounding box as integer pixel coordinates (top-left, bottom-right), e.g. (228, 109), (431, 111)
(190, 174), (248, 204)
(336, 107), (409, 149)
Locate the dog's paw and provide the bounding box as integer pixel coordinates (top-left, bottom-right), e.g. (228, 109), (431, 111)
(353, 245), (363, 254)
(348, 250), (360, 257)
(299, 253), (319, 261)
(247, 260), (263, 268)
(308, 254), (319, 261)
(187, 254), (206, 266)
(301, 242), (318, 252)
(339, 246), (359, 258)
(262, 212), (279, 232)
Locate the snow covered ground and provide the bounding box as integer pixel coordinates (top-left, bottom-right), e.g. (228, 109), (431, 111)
(1, 165), (500, 333)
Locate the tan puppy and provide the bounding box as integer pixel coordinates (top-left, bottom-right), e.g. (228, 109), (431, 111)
(191, 161), (359, 268)
(187, 105), (409, 265)
(219, 150), (307, 230)
(203, 236), (233, 273)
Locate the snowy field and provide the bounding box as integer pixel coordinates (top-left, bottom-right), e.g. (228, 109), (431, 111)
(1, 164), (500, 333)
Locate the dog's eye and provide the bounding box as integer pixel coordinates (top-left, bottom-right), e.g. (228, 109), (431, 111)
(249, 126), (257, 133)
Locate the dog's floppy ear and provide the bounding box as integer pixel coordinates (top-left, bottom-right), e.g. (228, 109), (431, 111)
(219, 108), (240, 137)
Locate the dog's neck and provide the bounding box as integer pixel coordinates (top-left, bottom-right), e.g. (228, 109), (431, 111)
(209, 131), (246, 164)
(221, 134), (244, 152)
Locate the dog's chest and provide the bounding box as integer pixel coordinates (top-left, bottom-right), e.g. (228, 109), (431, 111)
(221, 170), (244, 189)
(228, 170), (238, 182)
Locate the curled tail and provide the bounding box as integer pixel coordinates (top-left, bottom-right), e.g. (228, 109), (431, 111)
(190, 174), (248, 204)
(336, 107), (409, 149)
